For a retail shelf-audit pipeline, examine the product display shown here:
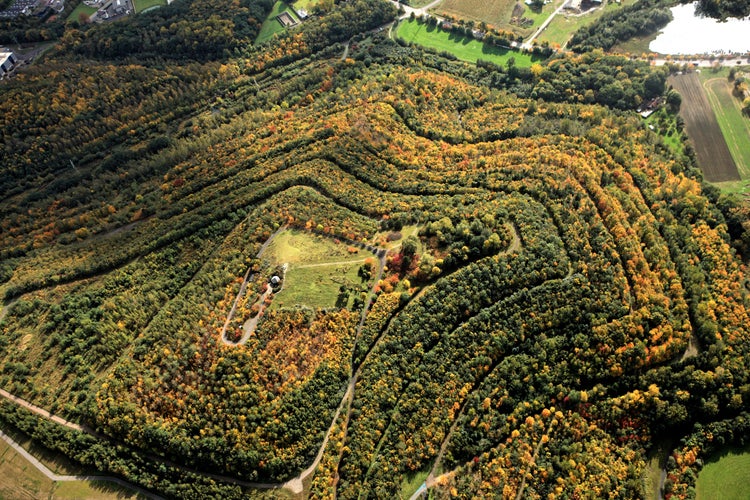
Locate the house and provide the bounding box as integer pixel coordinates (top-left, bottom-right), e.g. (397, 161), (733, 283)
(270, 275), (281, 286)
(0, 51), (18, 77)
(472, 29), (485, 40)
(295, 7), (308, 20)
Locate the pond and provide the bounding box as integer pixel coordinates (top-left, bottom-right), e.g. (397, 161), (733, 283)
(649, 2), (750, 55)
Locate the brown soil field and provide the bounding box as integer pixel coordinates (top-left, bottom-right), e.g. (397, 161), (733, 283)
(434, 0), (516, 28)
(669, 73), (740, 182)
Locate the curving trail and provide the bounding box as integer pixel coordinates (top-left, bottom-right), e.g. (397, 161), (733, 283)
(0, 430), (163, 499)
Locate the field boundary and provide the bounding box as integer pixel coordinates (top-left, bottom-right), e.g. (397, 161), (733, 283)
(703, 77), (750, 180)
(669, 73), (740, 182)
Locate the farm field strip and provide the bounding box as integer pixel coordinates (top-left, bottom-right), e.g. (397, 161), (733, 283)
(703, 77), (750, 180)
(668, 73), (740, 182)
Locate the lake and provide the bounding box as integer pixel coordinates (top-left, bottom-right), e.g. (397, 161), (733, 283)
(649, 2), (750, 55)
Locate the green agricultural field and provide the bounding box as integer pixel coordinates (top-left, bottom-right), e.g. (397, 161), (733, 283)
(395, 18), (541, 67)
(696, 445), (750, 500)
(700, 70), (750, 184)
(263, 229), (373, 309)
(133, 0), (166, 13)
(66, 2), (96, 22)
(256, 0), (300, 44)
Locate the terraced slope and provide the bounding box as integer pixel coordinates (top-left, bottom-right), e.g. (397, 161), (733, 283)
(0, 32), (748, 499)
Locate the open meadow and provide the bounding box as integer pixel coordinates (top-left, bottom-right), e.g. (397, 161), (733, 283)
(263, 229), (373, 310)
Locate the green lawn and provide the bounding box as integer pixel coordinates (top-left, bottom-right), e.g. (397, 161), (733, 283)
(256, 1), (300, 45)
(133, 0), (166, 13)
(66, 2), (96, 22)
(395, 19), (543, 67)
(696, 445), (750, 500)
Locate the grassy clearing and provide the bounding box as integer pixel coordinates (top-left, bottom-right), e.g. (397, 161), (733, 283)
(396, 18), (542, 67)
(66, 2), (97, 22)
(256, 1), (299, 45)
(642, 439), (672, 500)
(536, 0), (635, 48)
(699, 71), (750, 181)
(271, 263), (366, 310)
(133, 0), (166, 13)
(264, 229), (373, 309)
(265, 229), (365, 265)
(645, 108), (685, 156)
(696, 444), (750, 500)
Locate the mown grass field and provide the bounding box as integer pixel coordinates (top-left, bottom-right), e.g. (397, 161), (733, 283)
(256, 0), (299, 45)
(696, 445), (750, 500)
(395, 19), (542, 67)
(668, 72), (740, 183)
(264, 229), (372, 309)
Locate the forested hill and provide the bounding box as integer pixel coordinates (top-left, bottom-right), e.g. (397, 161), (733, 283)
(0, 0), (749, 498)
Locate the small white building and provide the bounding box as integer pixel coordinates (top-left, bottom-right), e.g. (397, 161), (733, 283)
(0, 51), (18, 77)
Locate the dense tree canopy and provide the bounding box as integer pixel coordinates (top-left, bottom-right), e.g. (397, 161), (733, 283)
(0, 0), (748, 498)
